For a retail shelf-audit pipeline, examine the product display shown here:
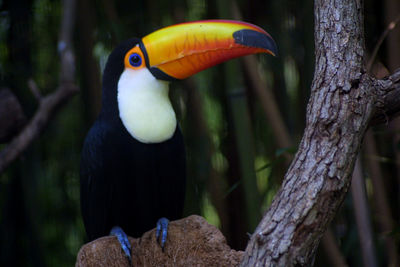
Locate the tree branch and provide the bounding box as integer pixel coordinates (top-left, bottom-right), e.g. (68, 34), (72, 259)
(371, 68), (400, 125)
(239, 0), (400, 265)
(0, 0), (78, 174)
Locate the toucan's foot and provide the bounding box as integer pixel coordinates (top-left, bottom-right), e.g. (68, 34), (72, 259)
(110, 226), (132, 264)
(155, 217), (169, 251)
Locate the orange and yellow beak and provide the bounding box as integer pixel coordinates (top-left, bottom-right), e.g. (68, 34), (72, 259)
(138, 20), (277, 80)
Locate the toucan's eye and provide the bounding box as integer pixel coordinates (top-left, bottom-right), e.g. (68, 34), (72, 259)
(129, 53), (142, 67)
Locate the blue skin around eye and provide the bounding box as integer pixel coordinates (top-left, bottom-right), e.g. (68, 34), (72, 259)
(129, 53), (142, 67)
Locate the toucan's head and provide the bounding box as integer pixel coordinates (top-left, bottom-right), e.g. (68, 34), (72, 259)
(102, 20), (277, 144)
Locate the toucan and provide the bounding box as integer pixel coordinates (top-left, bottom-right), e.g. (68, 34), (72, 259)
(80, 20), (277, 262)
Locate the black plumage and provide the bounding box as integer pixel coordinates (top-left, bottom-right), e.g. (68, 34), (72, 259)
(80, 39), (186, 241)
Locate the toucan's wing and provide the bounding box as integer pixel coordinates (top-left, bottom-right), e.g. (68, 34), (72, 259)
(80, 120), (114, 241)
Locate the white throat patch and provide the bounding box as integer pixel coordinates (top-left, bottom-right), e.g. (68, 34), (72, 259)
(117, 68), (177, 143)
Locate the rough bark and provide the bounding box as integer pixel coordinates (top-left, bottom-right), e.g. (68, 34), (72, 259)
(76, 215), (243, 267)
(240, 0), (400, 266)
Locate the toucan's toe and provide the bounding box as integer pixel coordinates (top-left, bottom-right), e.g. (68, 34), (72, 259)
(110, 226), (132, 264)
(156, 217), (169, 251)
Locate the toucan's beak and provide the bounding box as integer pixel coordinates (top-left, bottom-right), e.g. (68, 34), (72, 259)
(141, 20), (277, 80)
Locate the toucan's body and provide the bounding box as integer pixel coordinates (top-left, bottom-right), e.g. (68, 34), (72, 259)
(80, 20), (277, 258)
(80, 114), (185, 240)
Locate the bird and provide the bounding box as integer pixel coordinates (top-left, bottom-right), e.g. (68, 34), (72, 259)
(79, 19), (277, 262)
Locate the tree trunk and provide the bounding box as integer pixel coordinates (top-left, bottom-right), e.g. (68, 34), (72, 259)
(240, 0), (400, 265)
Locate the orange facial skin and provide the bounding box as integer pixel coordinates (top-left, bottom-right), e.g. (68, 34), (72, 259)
(124, 45), (146, 70)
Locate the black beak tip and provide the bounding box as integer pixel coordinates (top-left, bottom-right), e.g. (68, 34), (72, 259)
(233, 29), (278, 57)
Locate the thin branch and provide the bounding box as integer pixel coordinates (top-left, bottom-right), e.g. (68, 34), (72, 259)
(351, 156), (378, 267)
(58, 0), (76, 83)
(27, 79), (42, 102)
(364, 130), (399, 266)
(367, 13), (400, 73)
(0, 0), (78, 174)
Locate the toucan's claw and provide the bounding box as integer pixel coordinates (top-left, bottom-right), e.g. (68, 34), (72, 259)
(156, 217), (169, 251)
(110, 226), (132, 265)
